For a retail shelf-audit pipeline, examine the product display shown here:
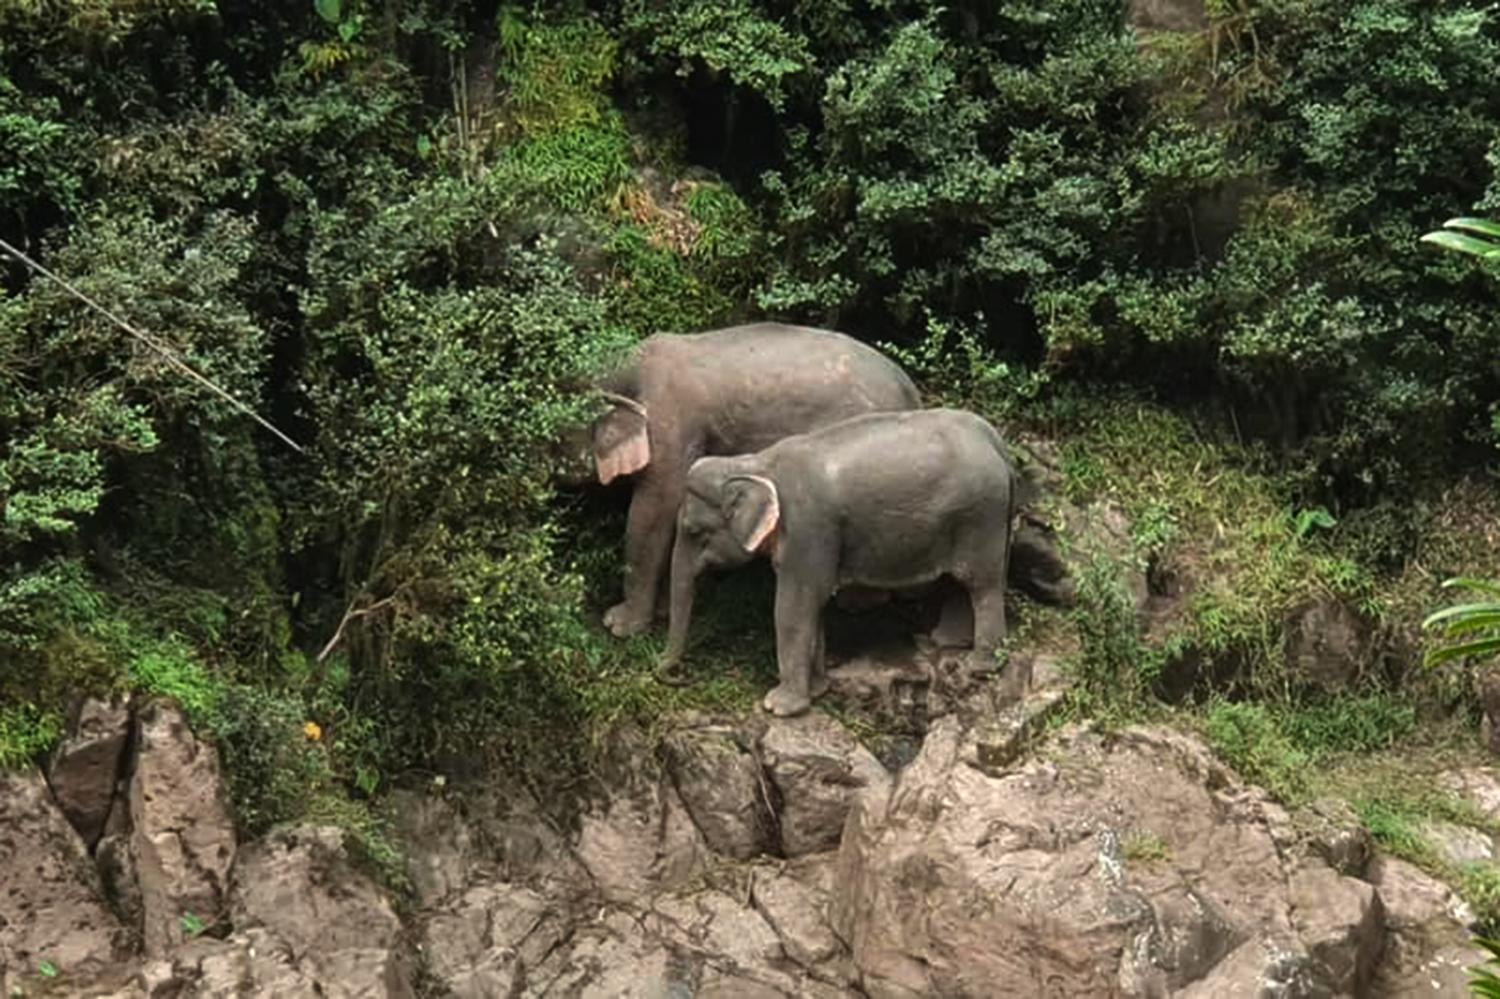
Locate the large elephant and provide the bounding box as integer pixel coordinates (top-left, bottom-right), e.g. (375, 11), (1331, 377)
(662, 408), (1025, 717)
(574, 322), (921, 638)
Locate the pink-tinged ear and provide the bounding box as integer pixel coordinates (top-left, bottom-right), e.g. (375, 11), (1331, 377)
(727, 475), (779, 553)
(594, 405), (651, 484)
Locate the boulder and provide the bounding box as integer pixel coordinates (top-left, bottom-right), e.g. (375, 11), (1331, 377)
(757, 711), (891, 857)
(129, 699), (236, 957)
(832, 720), (1382, 996)
(663, 723), (777, 860)
(1421, 819), (1495, 867)
(46, 695), (132, 850)
(1283, 598), (1374, 695)
(0, 769), (128, 987)
(573, 731), (711, 902)
(750, 861), (850, 976)
(1367, 854), (1487, 996)
(386, 788), (479, 906)
(1289, 864), (1384, 994)
(419, 881), (570, 998)
(230, 824), (412, 996)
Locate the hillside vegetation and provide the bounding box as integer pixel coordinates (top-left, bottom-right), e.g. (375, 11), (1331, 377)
(3, 0), (1500, 889)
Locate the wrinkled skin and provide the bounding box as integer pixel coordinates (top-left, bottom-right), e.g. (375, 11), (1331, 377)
(575, 323), (921, 638)
(663, 409), (1025, 717)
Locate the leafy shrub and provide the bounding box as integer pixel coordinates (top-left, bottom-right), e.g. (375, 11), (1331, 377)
(1205, 700), (1311, 802)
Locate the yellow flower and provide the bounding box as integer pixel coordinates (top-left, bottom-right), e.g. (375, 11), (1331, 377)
(303, 721), (323, 742)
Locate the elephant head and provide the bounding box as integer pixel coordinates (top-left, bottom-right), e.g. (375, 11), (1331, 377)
(659, 458), (780, 674)
(553, 391), (652, 487)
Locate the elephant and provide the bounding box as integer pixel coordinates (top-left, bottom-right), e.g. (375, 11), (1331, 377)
(568, 322), (921, 638)
(660, 407), (1025, 717)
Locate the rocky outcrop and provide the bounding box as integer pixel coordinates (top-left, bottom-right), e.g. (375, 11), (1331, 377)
(759, 712), (891, 857)
(664, 722), (778, 859)
(226, 825), (412, 996)
(832, 719), (1388, 996)
(129, 699), (236, 957)
(1367, 854), (1487, 996)
(0, 770), (129, 991)
(46, 695), (133, 850)
(1284, 598), (1375, 694)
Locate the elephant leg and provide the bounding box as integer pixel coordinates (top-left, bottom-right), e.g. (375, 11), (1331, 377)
(810, 619), (829, 700)
(605, 472), (682, 637)
(765, 580), (823, 718)
(969, 580), (1025, 703)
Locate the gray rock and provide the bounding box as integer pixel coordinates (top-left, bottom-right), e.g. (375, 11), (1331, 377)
(1368, 854), (1486, 996)
(419, 881), (568, 998)
(386, 788), (478, 906)
(1284, 598), (1374, 695)
(1289, 863), (1385, 994)
(47, 695), (133, 849)
(1421, 819), (1495, 867)
(663, 723), (776, 860)
(758, 711), (890, 857)
(0, 769), (129, 985)
(832, 720), (1358, 996)
(573, 760), (710, 903)
(129, 699), (236, 957)
(229, 824), (412, 997)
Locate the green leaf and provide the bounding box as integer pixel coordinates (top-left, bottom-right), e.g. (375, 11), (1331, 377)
(1423, 636), (1500, 668)
(355, 766), (379, 796)
(1419, 230), (1500, 258)
(416, 134), (433, 158)
(338, 16), (360, 42)
(37, 960), (59, 979)
(1443, 217), (1500, 239)
(314, 0), (341, 25)
(1421, 602), (1500, 630)
(180, 912), (206, 936)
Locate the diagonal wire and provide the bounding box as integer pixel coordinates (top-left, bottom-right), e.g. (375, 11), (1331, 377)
(0, 233), (306, 454)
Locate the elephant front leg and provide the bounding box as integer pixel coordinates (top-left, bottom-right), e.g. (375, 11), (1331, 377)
(605, 474), (681, 638)
(764, 582), (824, 718)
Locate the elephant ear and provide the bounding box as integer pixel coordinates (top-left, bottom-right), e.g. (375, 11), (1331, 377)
(723, 475), (780, 553)
(593, 394), (650, 484)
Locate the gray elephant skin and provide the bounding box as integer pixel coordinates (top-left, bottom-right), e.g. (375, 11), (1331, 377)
(576, 322), (921, 638)
(662, 408), (1024, 717)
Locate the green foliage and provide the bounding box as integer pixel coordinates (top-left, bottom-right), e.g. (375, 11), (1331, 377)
(1065, 553), (1153, 722)
(1206, 700), (1311, 802)
(624, 0), (813, 110)
(1424, 577), (1500, 668)
(0, 703), (63, 769)
(1470, 936), (1500, 998)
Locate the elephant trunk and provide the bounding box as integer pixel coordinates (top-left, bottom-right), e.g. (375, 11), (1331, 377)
(659, 535), (698, 681)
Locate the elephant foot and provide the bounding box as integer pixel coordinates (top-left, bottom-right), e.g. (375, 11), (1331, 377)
(762, 684), (811, 718)
(603, 601), (652, 638)
(809, 673), (831, 700)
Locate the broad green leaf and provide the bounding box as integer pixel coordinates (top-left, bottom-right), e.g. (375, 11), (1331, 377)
(315, 0), (341, 25)
(1423, 635), (1500, 667)
(1444, 217), (1500, 239)
(1421, 602), (1500, 629)
(38, 960), (58, 978)
(1419, 230), (1500, 257)
(1442, 577), (1500, 597)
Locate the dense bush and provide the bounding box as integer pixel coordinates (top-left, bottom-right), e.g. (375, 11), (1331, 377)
(2, 0), (1500, 839)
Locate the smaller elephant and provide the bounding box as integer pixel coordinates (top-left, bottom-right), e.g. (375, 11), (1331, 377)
(661, 408), (1025, 717)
